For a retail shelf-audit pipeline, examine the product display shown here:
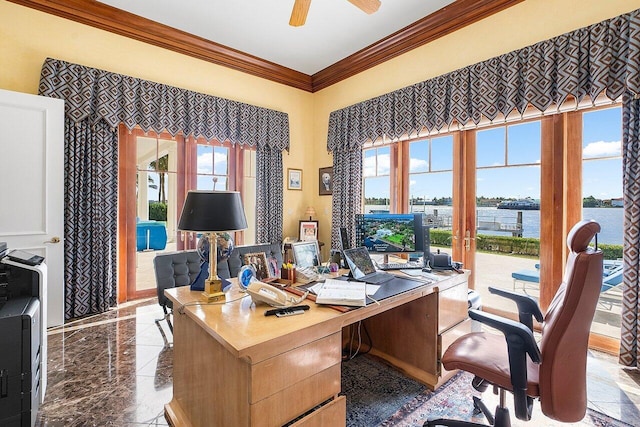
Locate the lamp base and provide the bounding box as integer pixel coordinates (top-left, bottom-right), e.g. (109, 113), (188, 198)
(202, 278), (226, 302)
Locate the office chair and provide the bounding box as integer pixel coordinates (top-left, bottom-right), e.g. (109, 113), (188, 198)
(153, 250), (202, 333)
(426, 220), (603, 427)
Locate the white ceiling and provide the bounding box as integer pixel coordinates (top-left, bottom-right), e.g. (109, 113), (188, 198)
(98, 0), (456, 75)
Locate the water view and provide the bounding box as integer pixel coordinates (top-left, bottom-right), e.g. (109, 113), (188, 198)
(364, 205), (623, 245)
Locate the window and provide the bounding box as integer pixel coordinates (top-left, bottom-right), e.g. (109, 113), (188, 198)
(582, 106), (623, 339)
(363, 146), (391, 212)
(196, 143), (229, 191)
(408, 135), (454, 209)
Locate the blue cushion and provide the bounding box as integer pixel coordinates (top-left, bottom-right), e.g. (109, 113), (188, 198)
(511, 269), (540, 283)
(136, 221), (167, 251)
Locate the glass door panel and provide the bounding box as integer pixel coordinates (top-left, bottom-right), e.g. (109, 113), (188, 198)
(473, 121), (542, 314)
(582, 106), (623, 339)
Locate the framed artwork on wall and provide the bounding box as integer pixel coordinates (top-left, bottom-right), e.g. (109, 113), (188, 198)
(319, 166), (333, 195)
(299, 220), (318, 242)
(288, 168), (302, 190)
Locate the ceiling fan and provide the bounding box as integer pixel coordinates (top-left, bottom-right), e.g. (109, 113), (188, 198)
(289, 0), (382, 27)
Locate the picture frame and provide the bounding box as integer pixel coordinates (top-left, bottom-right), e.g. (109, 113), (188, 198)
(288, 168), (302, 190)
(299, 220), (319, 242)
(243, 252), (272, 281)
(291, 241), (321, 269)
(319, 166), (333, 195)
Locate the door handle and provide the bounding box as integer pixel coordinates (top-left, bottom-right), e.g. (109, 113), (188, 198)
(464, 230), (475, 252)
(45, 236), (61, 244)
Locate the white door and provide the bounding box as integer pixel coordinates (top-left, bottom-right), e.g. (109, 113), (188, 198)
(0, 88), (65, 327)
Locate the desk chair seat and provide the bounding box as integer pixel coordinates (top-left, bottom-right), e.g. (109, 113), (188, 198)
(427, 220), (603, 427)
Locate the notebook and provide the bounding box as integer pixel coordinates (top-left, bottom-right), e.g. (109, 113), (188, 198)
(342, 247), (394, 284)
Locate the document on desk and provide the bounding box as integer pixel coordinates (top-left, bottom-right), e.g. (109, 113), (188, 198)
(315, 279), (378, 307)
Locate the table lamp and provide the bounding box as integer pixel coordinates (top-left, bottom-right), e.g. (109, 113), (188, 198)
(305, 206), (316, 221)
(178, 190), (248, 302)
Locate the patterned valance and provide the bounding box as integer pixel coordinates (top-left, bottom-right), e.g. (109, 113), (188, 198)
(327, 8), (640, 151)
(39, 58), (290, 151)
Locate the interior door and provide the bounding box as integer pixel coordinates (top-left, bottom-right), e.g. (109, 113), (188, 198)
(0, 88), (65, 327)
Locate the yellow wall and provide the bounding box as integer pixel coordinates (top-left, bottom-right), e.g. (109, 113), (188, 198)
(0, 1), (315, 241)
(2, 0), (640, 251)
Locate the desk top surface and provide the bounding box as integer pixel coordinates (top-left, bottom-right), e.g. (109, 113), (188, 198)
(165, 269), (468, 362)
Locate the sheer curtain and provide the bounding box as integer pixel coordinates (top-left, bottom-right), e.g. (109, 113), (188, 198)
(327, 9), (640, 366)
(39, 58), (290, 319)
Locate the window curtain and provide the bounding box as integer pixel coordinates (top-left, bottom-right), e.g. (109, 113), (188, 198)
(39, 58), (290, 319)
(64, 118), (118, 319)
(621, 92), (640, 366)
(256, 145), (284, 244)
(327, 9), (640, 365)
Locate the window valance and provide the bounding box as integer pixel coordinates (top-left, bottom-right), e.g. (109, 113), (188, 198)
(39, 58), (290, 151)
(327, 8), (640, 151)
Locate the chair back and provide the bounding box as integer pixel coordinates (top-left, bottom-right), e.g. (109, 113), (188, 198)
(153, 250), (202, 309)
(538, 220), (603, 421)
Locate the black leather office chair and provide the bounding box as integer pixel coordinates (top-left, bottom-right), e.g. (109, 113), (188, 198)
(427, 220), (603, 427)
(153, 250), (202, 333)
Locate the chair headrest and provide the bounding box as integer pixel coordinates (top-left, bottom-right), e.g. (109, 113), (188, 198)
(567, 220), (601, 253)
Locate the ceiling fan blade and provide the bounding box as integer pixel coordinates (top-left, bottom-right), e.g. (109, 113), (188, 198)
(289, 0), (312, 27)
(347, 0), (381, 15)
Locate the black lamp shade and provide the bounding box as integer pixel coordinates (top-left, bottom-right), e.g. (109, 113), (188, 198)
(178, 191), (248, 232)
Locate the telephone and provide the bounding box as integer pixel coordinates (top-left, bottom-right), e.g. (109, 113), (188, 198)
(246, 281), (288, 307)
(296, 267), (322, 283)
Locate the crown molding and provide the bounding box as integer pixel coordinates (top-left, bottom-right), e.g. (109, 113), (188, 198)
(311, 0), (523, 91)
(8, 0), (522, 93)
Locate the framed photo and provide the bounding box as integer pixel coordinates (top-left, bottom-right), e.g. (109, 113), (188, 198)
(291, 241), (321, 269)
(288, 168), (302, 190)
(243, 252), (272, 281)
(299, 220), (319, 242)
(319, 167), (333, 195)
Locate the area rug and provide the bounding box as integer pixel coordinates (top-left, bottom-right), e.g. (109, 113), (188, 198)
(342, 354), (633, 427)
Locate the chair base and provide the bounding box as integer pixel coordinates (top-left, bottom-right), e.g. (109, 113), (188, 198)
(425, 406), (510, 427)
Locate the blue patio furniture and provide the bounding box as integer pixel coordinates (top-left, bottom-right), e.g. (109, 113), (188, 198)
(137, 220), (167, 251)
(511, 260), (624, 303)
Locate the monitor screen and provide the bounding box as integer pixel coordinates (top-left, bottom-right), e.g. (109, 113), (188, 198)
(355, 213), (425, 253)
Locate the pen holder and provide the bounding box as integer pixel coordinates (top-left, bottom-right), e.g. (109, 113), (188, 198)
(281, 267), (296, 284)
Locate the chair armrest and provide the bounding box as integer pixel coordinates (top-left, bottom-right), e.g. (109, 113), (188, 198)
(469, 309), (541, 421)
(488, 286), (543, 331)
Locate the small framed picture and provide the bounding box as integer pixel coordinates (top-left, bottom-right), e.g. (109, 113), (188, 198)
(288, 168), (302, 190)
(243, 252), (272, 281)
(291, 241), (321, 269)
(299, 220), (319, 242)
(319, 167), (333, 195)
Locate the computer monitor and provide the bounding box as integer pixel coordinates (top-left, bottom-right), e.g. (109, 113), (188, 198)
(355, 213), (425, 254)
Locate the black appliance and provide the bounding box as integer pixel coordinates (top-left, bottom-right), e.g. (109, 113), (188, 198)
(0, 297), (40, 427)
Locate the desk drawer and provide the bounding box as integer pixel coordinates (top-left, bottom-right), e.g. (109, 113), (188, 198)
(290, 395), (346, 427)
(438, 281), (468, 334)
(251, 332), (342, 402)
(250, 364), (341, 427)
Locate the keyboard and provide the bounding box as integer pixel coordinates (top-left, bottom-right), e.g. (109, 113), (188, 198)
(377, 261), (423, 271)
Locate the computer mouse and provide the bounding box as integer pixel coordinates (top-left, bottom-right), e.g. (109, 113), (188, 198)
(422, 267), (432, 273)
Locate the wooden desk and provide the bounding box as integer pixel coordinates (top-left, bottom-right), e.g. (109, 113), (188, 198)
(164, 271), (469, 427)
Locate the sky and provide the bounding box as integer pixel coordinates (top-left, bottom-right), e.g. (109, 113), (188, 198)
(364, 105), (623, 201)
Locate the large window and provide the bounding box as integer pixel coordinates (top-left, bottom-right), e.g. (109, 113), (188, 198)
(360, 105), (623, 350)
(475, 121), (542, 312)
(582, 106), (623, 339)
(122, 129), (255, 300)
